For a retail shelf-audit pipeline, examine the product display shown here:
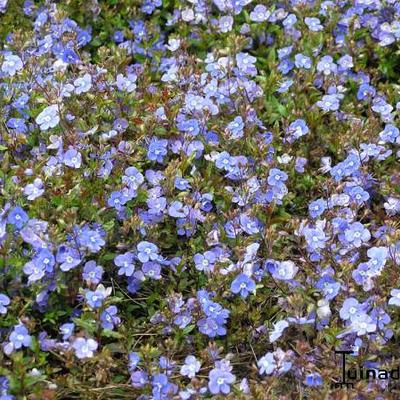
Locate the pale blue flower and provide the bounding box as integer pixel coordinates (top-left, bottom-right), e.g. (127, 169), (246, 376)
(74, 73), (92, 94)
(1, 54), (23, 76)
(72, 337), (98, 359)
(35, 105), (59, 131)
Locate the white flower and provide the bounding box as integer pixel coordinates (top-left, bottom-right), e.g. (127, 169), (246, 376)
(166, 38), (181, 52)
(317, 299), (331, 319)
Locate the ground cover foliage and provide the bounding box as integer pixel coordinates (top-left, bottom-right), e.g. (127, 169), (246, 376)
(1, 0), (400, 398)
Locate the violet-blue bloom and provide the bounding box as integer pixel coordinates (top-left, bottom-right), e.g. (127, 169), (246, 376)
(0, 294), (10, 314)
(7, 206), (28, 229)
(230, 274), (256, 298)
(208, 366), (235, 395)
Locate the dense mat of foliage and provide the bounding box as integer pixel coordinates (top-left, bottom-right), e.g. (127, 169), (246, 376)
(1, 0), (400, 398)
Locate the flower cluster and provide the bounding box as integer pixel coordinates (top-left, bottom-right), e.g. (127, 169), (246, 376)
(1, 0), (400, 398)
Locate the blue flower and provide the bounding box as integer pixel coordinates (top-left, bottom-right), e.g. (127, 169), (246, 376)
(305, 372), (323, 386)
(236, 52), (257, 76)
(316, 94), (341, 111)
(60, 323), (75, 340)
(35, 105), (59, 131)
(372, 98), (393, 116)
(147, 137), (168, 163)
(371, 307), (390, 330)
(218, 15), (233, 33)
(1, 54), (23, 76)
(295, 157), (307, 173)
(151, 373), (177, 399)
(278, 59), (294, 75)
(147, 196), (167, 214)
(258, 352), (276, 375)
(0, 376), (12, 400)
(168, 201), (189, 218)
(77, 226), (105, 253)
(277, 46), (293, 59)
(177, 118), (200, 136)
(180, 355), (201, 378)
(82, 261), (104, 284)
(61, 48), (80, 64)
(113, 30), (124, 43)
(367, 246), (388, 273)
(316, 55), (337, 75)
(122, 167), (144, 189)
(308, 199), (327, 218)
(142, 261), (161, 280)
(57, 245), (81, 271)
(269, 260), (298, 281)
(269, 320), (289, 342)
(338, 55), (353, 70)
(113, 118), (128, 132)
(208, 365), (235, 395)
(165, 38), (181, 52)
(194, 251), (216, 273)
(277, 79), (294, 93)
(379, 124), (399, 144)
(226, 116), (244, 139)
(128, 352), (140, 371)
(347, 186), (370, 205)
(85, 289), (105, 309)
(8, 324), (32, 352)
(137, 241), (159, 263)
(198, 316), (224, 337)
(77, 28), (92, 46)
(73, 73), (92, 94)
(304, 17), (323, 31)
(130, 371), (149, 388)
(384, 197), (400, 216)
(114, 252), (135, 276)
(316, 276), (341, 300)
(173, 310), (191, 328)
(72, 337), (98, 359)
(350, 313), (376, 336)
(23, 178), (44, 200)
(357, 83), (376, 101)
(202, 301), (229, 321)
(294, 53), (312, 69)
(116, 73), (137, 92)
(23, 261), (45, 283)
(100, 305), (121, 330)
(304, 226), (329, 251)
(7, 206), (28, 229)
(287, 119), (309, 141)
(7, 117), (27, 133)
(34, 248), (55, 273)
(239, 214), (261, 235)
(389, 289), (400, 306)
(343, 222), (371, 248)
(215, 151), (235, 171)
(63, 148), (82, 169)
(352, 262), (371, 288)
(174, 177), (191, 191)
(250, 5), (270, 22)
(283, 13), (297, 28)
(339, 298), (362, 320)
(0, 294), (10, 314)
(107, 191), (127, 210)
(267, 168), (288, 187)
(230, 274), (256, 298)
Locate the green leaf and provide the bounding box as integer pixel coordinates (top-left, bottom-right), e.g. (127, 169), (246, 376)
(101, 329), (124, 339)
